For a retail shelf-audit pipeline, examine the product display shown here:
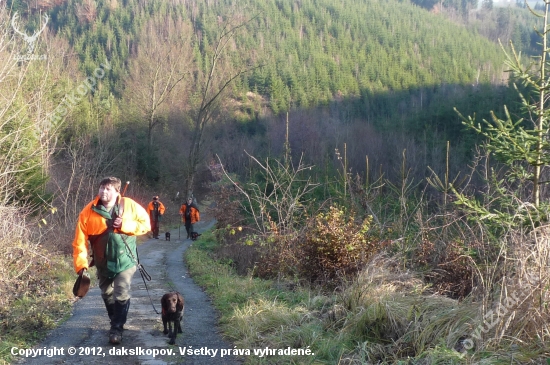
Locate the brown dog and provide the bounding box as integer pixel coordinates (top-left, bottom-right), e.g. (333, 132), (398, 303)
(161, 292), (184, 345)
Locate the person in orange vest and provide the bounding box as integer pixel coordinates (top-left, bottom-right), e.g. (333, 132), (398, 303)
(179, 197), (200, 239)
(72, 177), (150, 344)
(147, 196), (166, 239)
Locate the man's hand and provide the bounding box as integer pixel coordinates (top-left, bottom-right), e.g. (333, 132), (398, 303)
(113, 216), (122, 229)
(78, 268), (88, 276)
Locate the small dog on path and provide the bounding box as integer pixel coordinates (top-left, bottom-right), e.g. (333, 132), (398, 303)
(161, 292), (184, 345)
(165, 232), (171, 241)
(190, 232), (201, 241)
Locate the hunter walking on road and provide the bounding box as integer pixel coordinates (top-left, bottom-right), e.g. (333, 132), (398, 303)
(147, 196), (165, 239)
(21, 215), (242, 365)
(179, 197), (200, 239)
(72, 177), (150, 345)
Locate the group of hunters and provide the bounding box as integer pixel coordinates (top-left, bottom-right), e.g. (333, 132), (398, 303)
(71, 177), (200, 344)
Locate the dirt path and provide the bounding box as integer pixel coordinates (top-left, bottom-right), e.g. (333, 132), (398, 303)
(15, 219), (243, 365)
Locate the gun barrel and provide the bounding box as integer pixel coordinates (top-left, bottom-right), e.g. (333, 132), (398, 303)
(121, 181), (130, 197)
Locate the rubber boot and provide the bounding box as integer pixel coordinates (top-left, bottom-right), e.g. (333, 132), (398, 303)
(109, 299), (130, 344)
(102, 298), (115, 324)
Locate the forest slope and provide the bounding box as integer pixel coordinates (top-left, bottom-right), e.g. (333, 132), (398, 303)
(10, 0), (508, 106)
(5, 0), (519, 189)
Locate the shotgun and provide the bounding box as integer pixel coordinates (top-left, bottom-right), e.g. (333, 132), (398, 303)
(121, 181), (130, 197)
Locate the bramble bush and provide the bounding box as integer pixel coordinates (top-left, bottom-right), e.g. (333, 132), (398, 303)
(252, 206), (386, 286)
(297, 205), (383, 285)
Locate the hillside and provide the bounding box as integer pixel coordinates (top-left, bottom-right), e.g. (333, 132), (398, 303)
(39, 0), (508, 101)
(6, 0), (522, 186)
(2, 0), (540, 204)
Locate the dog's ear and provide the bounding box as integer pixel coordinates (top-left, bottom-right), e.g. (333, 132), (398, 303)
(161, 294), (169, 312)
(176, 293), (184, 311)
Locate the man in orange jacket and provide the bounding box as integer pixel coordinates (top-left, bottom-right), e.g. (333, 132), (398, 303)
(179, 197), (200, 239)
(147, 196), (165, 239)
(72, 177), (150, 344)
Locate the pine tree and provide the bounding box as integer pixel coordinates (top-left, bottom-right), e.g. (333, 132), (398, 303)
(456, 2), (550, 208)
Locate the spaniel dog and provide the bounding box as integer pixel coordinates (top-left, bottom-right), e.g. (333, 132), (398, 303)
(161, 291), (184, 344)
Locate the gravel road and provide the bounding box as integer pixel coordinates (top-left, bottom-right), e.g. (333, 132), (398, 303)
(15, 219), (243, 365)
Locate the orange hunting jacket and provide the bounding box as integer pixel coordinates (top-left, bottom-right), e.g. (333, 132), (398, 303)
(72, 196), (150, 277)
(146, 200), (166, 221)
(179, 203), (200, 224)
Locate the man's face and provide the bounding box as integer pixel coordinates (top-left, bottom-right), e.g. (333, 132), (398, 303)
(188, 199), (192, 204)
(99, 184), (119, 205)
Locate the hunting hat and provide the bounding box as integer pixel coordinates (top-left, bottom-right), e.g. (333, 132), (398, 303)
(153, 196), (159, 200)
(72, 269), (91, 298)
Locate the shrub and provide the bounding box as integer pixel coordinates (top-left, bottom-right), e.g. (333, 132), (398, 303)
(253, 235), (302, 280)
(297, 205), (383, 285)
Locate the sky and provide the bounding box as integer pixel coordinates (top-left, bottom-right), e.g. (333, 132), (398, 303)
(492, 0), (540, 5)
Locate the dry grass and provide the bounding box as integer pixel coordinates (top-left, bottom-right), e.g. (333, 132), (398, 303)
(467, 224), (550, 352)
(227, 298), (312, 347)
(328, 254), (476, 362)
(0, 205), (74, 364)
(0, 206), (36, 307)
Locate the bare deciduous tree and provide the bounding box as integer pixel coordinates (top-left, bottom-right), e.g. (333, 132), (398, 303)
(183, 14), (262, 197)
(75, 0), (97, 24)
(123, 15), (193, 148)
